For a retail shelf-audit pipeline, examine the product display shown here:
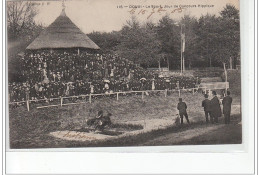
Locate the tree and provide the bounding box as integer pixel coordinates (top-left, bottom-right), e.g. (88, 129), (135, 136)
(88, 31), (121, 53)
(7, 1), (40, 40)
(219, 4), (240, 69)
(7, 1), (44, 82)
(142, 21), (162, 68)
(220, 4), (239, 19)
(115, 16), (161, 67)
(156, 15), (180, 70)
(196, 14), (221, 67)
(209, 4), (240, 82)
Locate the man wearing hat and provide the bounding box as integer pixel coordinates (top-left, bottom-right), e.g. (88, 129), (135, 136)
(222, 91), (233, 124)
(202, 94), (211, 123)
(177, 98), (190, 124)
(210, 91), (222, 123)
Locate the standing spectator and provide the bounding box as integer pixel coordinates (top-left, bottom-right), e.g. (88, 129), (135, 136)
(151, 79), (155, 90)
(176, 81), (180, 89)
(210, 91), (222, 123)
(90, 83), (94, 94)
(202, 94), (211, 123)
(177, 98), (190, 124)
(222, 91), (233, 124)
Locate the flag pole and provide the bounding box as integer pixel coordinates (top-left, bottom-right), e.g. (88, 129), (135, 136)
(182, 25), (185, 72)
(180, 25), (183, 74)
(183, 55), (185, 72)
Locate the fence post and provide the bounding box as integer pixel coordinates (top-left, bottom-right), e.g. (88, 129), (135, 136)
(178, 90), (181, 97)
(165, 89), (167, 97)
(225, 82), (228, 94)
(116, 92), (119, 101)
(26, 100), (30, 112)
(26, 90), (30, 111)
(89, 94), (92, 103)
(142, 91), (144, 100)
(60, 97), (63, 107)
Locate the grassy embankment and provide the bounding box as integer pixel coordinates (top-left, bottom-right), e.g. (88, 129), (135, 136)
(10, 92), (209, 148)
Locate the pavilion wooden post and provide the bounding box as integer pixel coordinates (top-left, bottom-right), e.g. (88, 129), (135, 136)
(116, 92), (119, 101)
(142, 91), (144, 100)
(178, 90), (181, 97)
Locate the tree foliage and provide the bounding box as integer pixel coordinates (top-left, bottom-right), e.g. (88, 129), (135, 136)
(7, 1), (42, 40)
(7, 1), (45, 82)
(115, 16), (161, 67)
(88, 31), (121, 54)
(156, 15), (179, 68)
(218, 4), (240, 67)
(88, 5), (240, 70)
(196, 14), (221, 67)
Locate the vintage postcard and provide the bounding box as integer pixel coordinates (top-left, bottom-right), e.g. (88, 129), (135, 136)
(7, 0), (241, 149)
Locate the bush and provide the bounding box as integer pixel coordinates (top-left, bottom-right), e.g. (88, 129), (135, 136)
(226, 69), (241, 95)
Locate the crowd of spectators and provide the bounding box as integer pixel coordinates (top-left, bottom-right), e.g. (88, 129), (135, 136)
(9, 50), (200, 102)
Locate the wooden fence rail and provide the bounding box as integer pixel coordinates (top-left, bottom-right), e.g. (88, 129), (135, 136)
(9, 87), (205, 111)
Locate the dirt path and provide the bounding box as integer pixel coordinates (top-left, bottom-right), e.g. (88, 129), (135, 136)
(139, 124), (224, 146)
(139, 118), (241, 146)
(177, 123), (242, 145)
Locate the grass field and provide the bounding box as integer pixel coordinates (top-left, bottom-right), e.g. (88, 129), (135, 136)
(9, 91), (241, 148)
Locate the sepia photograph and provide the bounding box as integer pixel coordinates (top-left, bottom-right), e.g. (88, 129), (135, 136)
(7, 0), (241, 149)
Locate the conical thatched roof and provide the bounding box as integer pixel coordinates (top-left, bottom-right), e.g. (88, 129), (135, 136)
(26, 9), (100, 50)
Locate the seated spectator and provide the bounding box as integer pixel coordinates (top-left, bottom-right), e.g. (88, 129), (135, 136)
(9, 49), (201, 102)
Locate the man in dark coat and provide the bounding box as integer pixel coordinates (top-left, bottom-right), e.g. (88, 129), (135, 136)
(202, 94), (211, 123)
(222, 91), (233, 124)
(210, 91), (222, 123)
(177, 98), (190, 124)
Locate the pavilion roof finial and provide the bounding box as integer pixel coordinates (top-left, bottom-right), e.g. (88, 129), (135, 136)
(60, 0), (66, 16)
(62, 0), (65, 9)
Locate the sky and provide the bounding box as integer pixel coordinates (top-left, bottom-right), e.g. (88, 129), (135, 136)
(32, 0), (239, 34)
